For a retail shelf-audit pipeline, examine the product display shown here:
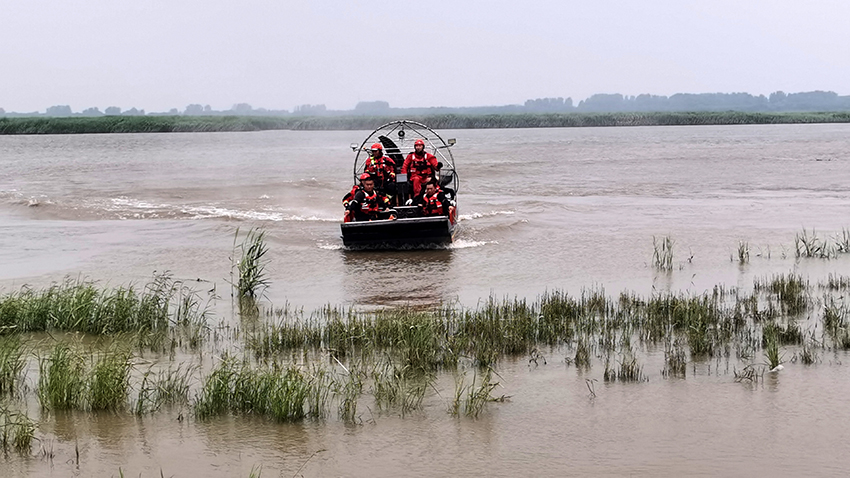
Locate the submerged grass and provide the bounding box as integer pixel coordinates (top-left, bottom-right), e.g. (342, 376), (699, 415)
(652, 236), (674, 271)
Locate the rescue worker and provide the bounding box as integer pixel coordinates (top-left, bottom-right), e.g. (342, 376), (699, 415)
(414, 180), (455, 220)
(364, 143), (396, 198)
(346, 175), (395, 222)
(401, 139), (439, 198)
(342, 173), (369, 222)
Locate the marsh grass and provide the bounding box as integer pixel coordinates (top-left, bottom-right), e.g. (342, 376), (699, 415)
(663, 340), (687, 378)
(604, 349), (646, 382)
(371, 361), (431, 415)
(38, 343), (87, 410)
(755, 274), (808, 315)
(795, 228), (836, 259)
(335, 365), (364, 423)
(0, 274), (206, 337)
(451, 368), (500, 418)
(38, 343), (134, 411)
(652, 236), (674, 270)
(0, 336), (26, 396)
(135, 364), (196, 415)
(88, 347), (132, 411)
(194, 356), (335, 422)
(0, 406), (35, 454)
(823, 274), (850, 290)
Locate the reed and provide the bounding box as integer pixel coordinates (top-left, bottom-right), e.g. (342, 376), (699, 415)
(652, 236), (674, 270)
(763, 328), (782, 370)
(233, 228), (270, 302)
(755, 274), (808, 315)
(736, 241), (750, 264)
(834, 228), (850, 253)
(663, 340), (687, 378)
(573, 338), (591, 369)
(794, 228), (835, 259)
(799, 338), (819, 365)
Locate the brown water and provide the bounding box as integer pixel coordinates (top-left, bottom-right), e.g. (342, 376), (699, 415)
(3, 124), (850, 476)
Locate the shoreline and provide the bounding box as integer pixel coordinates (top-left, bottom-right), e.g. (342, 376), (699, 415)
(2, 111), (850, 134)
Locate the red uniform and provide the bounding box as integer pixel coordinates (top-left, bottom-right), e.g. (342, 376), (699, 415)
(401, 151), (439, 197)
(347, 189), (391, 221)
(415, 186), (453, 217)
(364, 154), (396, 192)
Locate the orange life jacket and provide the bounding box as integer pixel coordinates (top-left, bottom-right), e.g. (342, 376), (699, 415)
(365, 155), (396, 185)
(422, 192), (445, 216)
(360, 190), (381, 214)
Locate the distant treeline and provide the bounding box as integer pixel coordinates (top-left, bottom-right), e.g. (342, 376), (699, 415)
(2, 111), (850, 135)
(3, 90), (850, 119)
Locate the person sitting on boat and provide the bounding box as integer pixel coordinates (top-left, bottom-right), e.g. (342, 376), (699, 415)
(364, 143), (397, 198)
(414, 180), (455, 221)
(346, 174), (396, 222)
(401, 139), (440, 198)
(341, 175), (365, 211)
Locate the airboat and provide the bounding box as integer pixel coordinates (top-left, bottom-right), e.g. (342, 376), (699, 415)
(340, 120), (459, 249)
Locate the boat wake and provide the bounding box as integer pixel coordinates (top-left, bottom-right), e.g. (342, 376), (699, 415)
(449, 239), (497, 249)
(2, 192), (340, 223)
(458, 210), (515, 221)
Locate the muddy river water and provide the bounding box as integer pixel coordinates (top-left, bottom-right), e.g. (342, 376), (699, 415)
(2, 124), (850, 476)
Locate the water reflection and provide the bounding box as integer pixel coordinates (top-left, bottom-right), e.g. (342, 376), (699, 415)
(341, 249), (456, 307)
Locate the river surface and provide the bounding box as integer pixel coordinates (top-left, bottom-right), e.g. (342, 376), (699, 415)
(2, 124), (850, 476)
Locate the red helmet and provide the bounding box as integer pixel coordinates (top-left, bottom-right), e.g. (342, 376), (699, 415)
(414, 139), (425, 146)
(370, 143), (383, 150)
(359, 172), (372, 181)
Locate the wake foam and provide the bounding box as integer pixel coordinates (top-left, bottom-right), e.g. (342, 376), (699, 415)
(459, 210), (515, 221)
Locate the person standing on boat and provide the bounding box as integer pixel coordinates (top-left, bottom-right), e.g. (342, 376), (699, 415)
(415, 180), (455, 221)
(402, 139), (439, 198)
(364, 143), (397, 199)
(346, 174), (395, 222)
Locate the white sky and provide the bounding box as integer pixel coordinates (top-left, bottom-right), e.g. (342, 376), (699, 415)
(1, 0), (848, 112)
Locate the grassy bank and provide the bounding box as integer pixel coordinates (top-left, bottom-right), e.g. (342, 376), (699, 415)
(2, 111), (850, 134)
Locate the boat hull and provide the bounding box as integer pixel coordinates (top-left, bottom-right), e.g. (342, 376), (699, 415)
(341, 216), (455, 249)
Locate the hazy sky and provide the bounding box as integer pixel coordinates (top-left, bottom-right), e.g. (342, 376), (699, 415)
(2, 0), (848, 112)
